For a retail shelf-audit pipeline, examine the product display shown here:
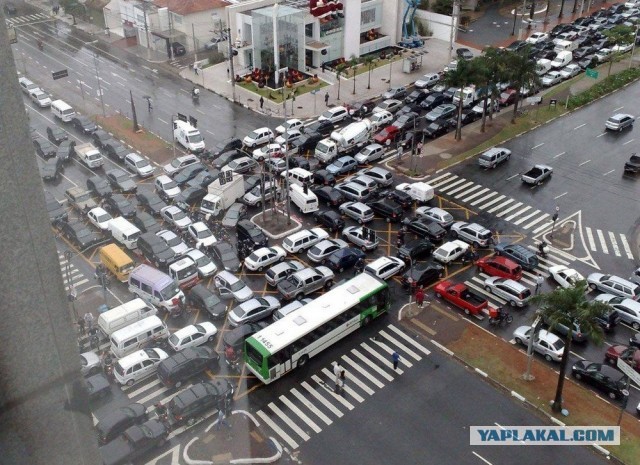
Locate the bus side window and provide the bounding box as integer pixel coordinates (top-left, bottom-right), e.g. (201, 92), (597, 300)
(268, 351), (286, 368)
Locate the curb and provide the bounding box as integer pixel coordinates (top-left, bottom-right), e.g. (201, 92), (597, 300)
(249, 210), (302, 240)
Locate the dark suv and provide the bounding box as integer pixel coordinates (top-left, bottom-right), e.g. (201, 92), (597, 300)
(366, 199), (403, 223)
(136, 232), (176, 268)
(397, 239), (434, 262)
(237, 220), (268, 247)
(168, 380), (234, 424)
(157, 347), (220, 388)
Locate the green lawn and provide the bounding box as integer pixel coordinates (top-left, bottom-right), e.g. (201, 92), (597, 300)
(237, 80), (328, 103)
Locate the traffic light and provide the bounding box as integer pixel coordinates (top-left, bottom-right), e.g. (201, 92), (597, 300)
(362, 227), (370, 238)
(303, 182), (308, 194)
(218, 172), (226, 185)
(225, 170), (233, 183)
(177, 113), (187, 122)
(368, 229), (376, 243)
(189, 116), (198, 128)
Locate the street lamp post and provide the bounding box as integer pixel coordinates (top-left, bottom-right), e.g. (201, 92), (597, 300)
(93, 53), (106, 117)
(64, 250), (78, 320)
(171, 114), (177, 159)
(523, 316), (542, 381)
(94, 264), (109, 306)
(285, 131), (291, 225)
(550, 206), (560, 239)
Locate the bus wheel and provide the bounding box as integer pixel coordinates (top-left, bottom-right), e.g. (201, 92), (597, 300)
(298, 355), (309, 367)
(362, 315), (372, 326)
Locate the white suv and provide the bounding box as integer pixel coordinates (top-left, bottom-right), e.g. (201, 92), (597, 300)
(450, 221), (493, 247)
(243, 127), (274, 148)
(282, 228), (329, 253)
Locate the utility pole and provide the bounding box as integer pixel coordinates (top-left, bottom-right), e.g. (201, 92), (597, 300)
(192, 22), (198, 64)
(550, 206), (559, 239)
(285, 131), (291, 225)
(449, 1), (460, 60)
(523, 316), (542, 381)
(227, 27), (236, 102)
(143, 2), (151, 60)
(93, 54), (106, 117)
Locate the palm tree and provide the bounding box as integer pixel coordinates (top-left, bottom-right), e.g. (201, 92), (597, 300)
(363, 55), (376, 89)
(443, 59), (473, 141)
(604, 25), (635, 76)
(506, 48), (539, 124)
(481, 47), (510, 125)
(467, 57), (492, 133)
(335, 63), (347, 101)
(558, 0), (566, 17)
(530, 281), (610, 413)
(349, 55), (359, 95)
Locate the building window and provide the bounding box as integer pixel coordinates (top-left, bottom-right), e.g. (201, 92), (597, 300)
(361, 9), (375, 25)
(171, 12), (182, 25)
(305, 23), (313, 38)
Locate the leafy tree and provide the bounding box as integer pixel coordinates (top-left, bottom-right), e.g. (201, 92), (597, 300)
(59, 0), (86, 25)
(432, 0), (453, 15)
(480, 47), (510, 128)
(604, 25), (635, 76)
(529, 281), (609, 413)
(363, 55), (376, 90)
(335, 63), (347, 101)
(443, 58), (473, 140)
(349, 55), (359, 95)
(505, 48), (539, 123)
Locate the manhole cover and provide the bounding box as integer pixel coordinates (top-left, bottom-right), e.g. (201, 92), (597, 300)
(440, 153), (452, 159)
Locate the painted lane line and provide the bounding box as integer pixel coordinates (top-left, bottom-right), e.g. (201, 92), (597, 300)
(619, 234), (634, 260)
(206, 130), (215, 136)
(553, 151), (566, 158)
(574, 123), (586, 130)
(554, 192), (567, 200)
(477, 194), (505, 210)
(603, 169), (615, 176)
(487, 198), (513, 214)
(596, 229), (609, 254)
(532, 220), (553, 234)
(267, 402), (311, 441)
(157, 118), (168, 125)
(522, 212), (550, 230)
(447, 181), (475, 196)
(387, 324), (432, 355)
(578, 160), (591, 166)
(290, 388), (333, 425)
(341, 354), (385, 388)
(531, 143), (544, 150)
(256, 410), (298, 449)
(513, 210), (540, 226)
(437, 178), (468, 193)
(378, 330), (422, 361)
(470, 191), (498, 207)
(613, 106), (624, 112)
(278, 396), (322, 434)
(301, 381), (343, 417)
(506, 173), (520, 181)
(623, 138), (635, 145)
(460, 187), (489, 203)
(585, 227), (596, 252)
(311, 374), (355, 409)
(351, 349), (394, 381)
(495, 201), (523, 218)
(596, 132), (607, 137)
(608, 231), (621, 257)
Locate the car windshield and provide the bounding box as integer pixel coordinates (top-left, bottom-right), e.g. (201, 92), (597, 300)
(230, 280), (245, 292)
(321, 111), (334, 119)
(164, 180), (178, 190)
(96, 213), (110, 223)
(159, 283), (180, 300)
(165, 235), (181, 247)
(195, 254), (210, 267)
(227, 209), (240, 219)
(198, 229), (212, 238)
(170, 159), (183, 168)
(173, 210), (187, 220)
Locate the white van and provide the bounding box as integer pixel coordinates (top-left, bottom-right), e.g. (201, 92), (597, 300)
(97, 298), (157, 338)
(173, 120), (205, 153)
(551, 51), (573, 69)
(535, 59), (552, 76)
(290, 184), (319, 213)
(283, 167), (313, 187)
(128, 264), (185, 316)
(108, 217), (141, 250)
(51, 99), (75, 122)
(110, 316), (168, 358)
(553, 39), (578, 53)
(113, 347), (169, 386)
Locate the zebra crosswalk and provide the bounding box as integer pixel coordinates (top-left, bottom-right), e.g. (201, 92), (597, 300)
(5, 13), (53, 27)
(428, 172), (634, 260)
(59, 251), (90, 293)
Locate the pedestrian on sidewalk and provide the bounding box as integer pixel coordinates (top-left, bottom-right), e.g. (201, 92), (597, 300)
(324, 92), (329, 106)
(259, 96), (264, 110)
(415, 287), (425, 308)
(535, 273), (544, 295)
(392, 351), (400, 371)
(417, 141), (423, 154)
(193, 64), (199, 75)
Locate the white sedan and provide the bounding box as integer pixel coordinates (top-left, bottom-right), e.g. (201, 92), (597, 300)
(364, 256), (405, 280)
(275, 118), (303, 135)
(87, 207), (112, 231)
(548, 265), (585, 288)
(168, 322), (217, 351)
(541, 71), (563, 87)
(187, 222), (217, 249)
(559, 64), (581, 80)
(244, 246), (287, 271)
(432, 240), (469, 264)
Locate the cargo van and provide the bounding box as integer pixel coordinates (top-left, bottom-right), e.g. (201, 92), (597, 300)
(108, 216), (141, 250)
(97, 298), (157, 338)
(110, 316), (168, 358)
(51, 99), (75, 122)
(290, 184), (319, 213)
(550, 51), (572, 69)
(553, 39), (577, 53)
(99, 244), (135, 282)
(128, 264), (185, 316)
(283, 167), (313, 187)
(168, 257), (199, 289)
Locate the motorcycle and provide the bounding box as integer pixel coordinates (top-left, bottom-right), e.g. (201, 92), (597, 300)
(225, 347), (241, 373)
(489, 311), (513, 327)
(192, 88), (200, 101)
(536, 242), (549, 258)
(37, 40), (44, 51)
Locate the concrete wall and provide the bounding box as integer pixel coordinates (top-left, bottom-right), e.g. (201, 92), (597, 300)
(415, 10), (456, 43)
(379, 0), (401, 44)
(343, 0), (361, 59)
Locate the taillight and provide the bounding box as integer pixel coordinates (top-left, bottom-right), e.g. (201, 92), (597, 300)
(172, 298), (180, 305)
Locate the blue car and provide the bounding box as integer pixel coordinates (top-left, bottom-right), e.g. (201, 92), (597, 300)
(323, 247), (366, 273)
(326, 156), (357, 175)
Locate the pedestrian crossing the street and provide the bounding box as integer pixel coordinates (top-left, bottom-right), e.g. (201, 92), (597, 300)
(427, 172), (634, 260)
(59, 251), (90, 293)
(5, 13), (53, 27)
(118, 323), (430, 450)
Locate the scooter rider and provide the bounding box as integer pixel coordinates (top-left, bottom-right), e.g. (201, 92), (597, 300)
(192, 87), (200, 99)
(538, 241), (548, 257)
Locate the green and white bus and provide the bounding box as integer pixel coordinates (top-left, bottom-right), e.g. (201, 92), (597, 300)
(244, 273), (390, 384)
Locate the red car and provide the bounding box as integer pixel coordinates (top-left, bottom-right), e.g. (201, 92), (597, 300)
(475, 256), (522, 280)
(434, 280), (488, 316)
(373, 125), (401, 146)
(498, 89), (517, 106)
(604, 345), (640, 373)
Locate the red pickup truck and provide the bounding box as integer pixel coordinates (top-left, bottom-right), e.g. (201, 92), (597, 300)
(434, 280), (488, 315)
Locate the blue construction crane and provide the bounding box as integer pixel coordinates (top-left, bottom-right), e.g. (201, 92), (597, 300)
(400, 0), (424, 48)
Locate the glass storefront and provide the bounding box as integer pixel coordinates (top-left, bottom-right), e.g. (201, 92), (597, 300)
(252, 5), (305, 74)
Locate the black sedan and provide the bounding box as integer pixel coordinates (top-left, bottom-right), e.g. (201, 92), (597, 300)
(386, 190), (413, 209)
(397, 239), (434, 263)
(33, 137), (57, 159)
(212, 137), (243, 157)
(84, 373), (111, 401)
(392, 112), (420, 131)
(401, 217), (447, 242)
(106, 169), (137, 193)
(313, 186), (345, 207)
(44, 191), (68, 224)
(104, 141), (130, 161)
(46, 126), (68, 145)
(213, 150), (242, 170)
(187, 284), (227, 320)
(405, 90), (429, 105)
(41, 157), (63, 181)
(103, 194), (137, 219)
(399, 130), (424, 150)
(175, 186), (206, 210)
(57, 140), (75, 163)
(313, 210), (345, 232)
(87, 175), (113, 199)
(313, 169), (336, 187)
(136, 190), (167, 216)
(304, 119), (334, 136)
(396, 103), (422, 117)
(95, 403), (148, 444)
(420, 92), (446, 111)
(188, 169), (218, 189)
(571, 361), (626, 400)
(401, 263), (444, 288)
(173, 163), (207, 186)
(132, 211), (162, 234)
(99, 419), (168, 465)
(58, 220), (102, 249)
(211, 241), (241, 272)
(290, 156), (312, 171)
(323, 247), (366, 273)
(424, 119), (451, 139)
(367, 199), (403, 223)
(71, 115), (97, 134)
(92, 129), (114, 149)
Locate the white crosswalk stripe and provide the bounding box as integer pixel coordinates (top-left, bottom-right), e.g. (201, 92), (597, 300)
(279, 395), (322, 433)
(619, 234), (635, 260)
(470, 190), (498, 206)
(454, 184), (482, 199)
(378, 330), (421, 361)
(477, 194), (505, 210)
(460, 186), (489, 202)
(608, 231), (621, 257)
(341, 354), (385, 388)
(495, 201), (523, 218)
(290, 388), (333, 425)
(386, 324), (432, 356)
(58, 252), (90, 293)
(522, 213), (550, 230)
(596, 229), (609, 254)
(257, 410), (299, 449)
(5, 13), (53, 26)
(487, 198), (513, 214)
(268, 402), (311, 441)
(440, 179), (471, 194)
(505, 206), (532, 222)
